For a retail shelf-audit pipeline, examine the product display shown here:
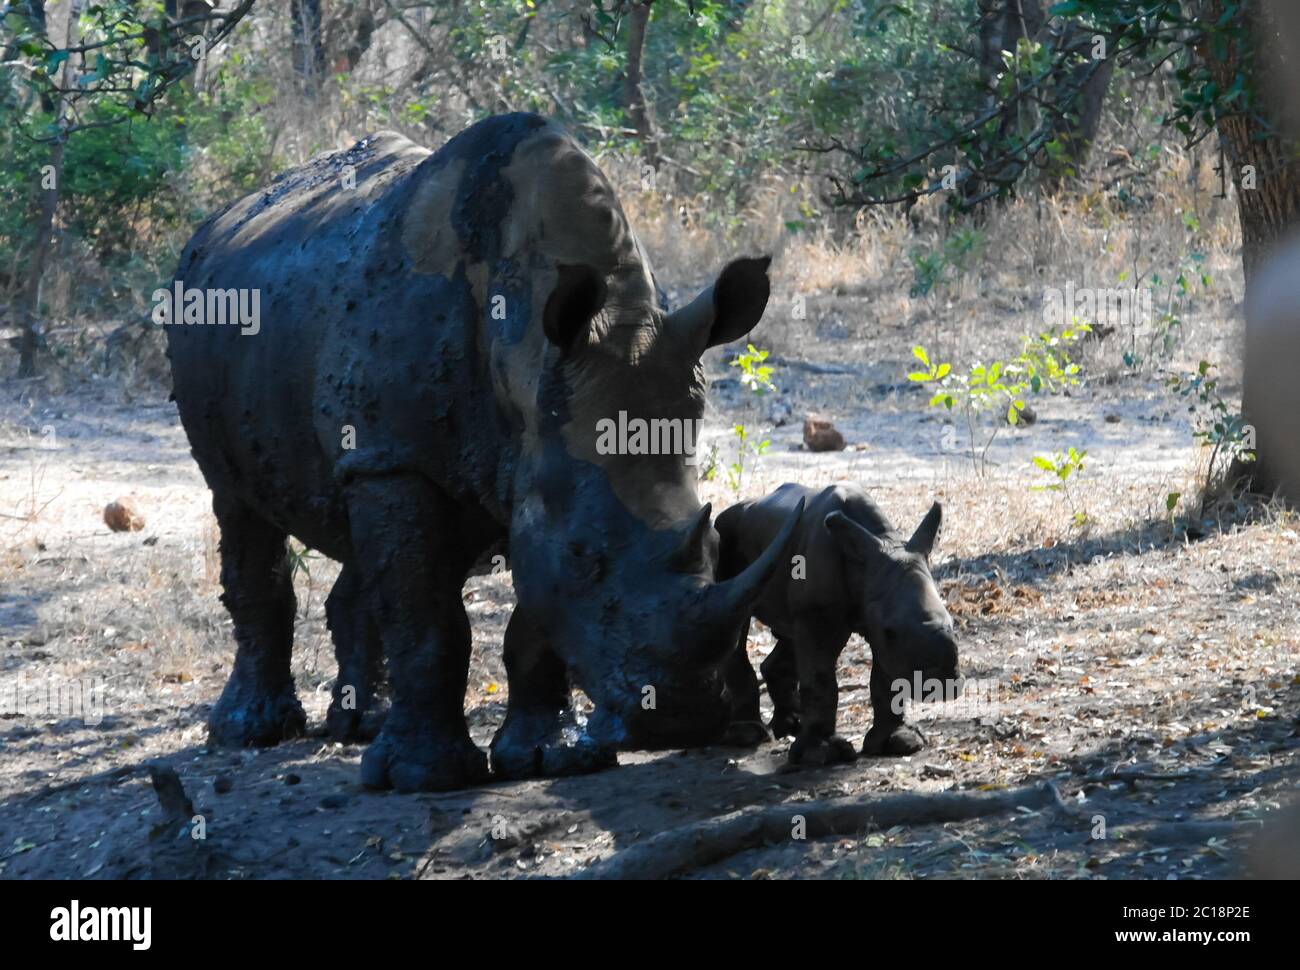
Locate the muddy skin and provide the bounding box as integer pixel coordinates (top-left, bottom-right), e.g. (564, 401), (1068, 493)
(323, 563), (387, 742)
(716, 483), (960, 764)
(166, 113), (801, 791)
(205, 493), (306, 748)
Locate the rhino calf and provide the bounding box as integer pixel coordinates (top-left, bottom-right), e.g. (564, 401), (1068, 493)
(716, 483), (960, 764)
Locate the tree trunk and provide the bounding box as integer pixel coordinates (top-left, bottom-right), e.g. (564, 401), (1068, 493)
(16, 139), (63, 377)
(143, 2), (213, 90)
(974, 2), (1115, 195)
(290, 0), (326, 96)
(33, 1), (54, 113)
(336, 2), (376, 74)
(624, 1), (658, 169)
(17, 0), (76, 378)
(1202, 0), (1300, 495)
(965, 0), (1047, 205)
(3, 2), (55, 112)
(1042, 24), (1116, 190)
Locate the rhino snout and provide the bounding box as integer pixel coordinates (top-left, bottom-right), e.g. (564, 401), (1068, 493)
(889, 628), (961, 703)
(924, 635), (962, 702)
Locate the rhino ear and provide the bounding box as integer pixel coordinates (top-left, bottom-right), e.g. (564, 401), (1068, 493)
(905, 502), (942, 559)
(544, 264), (608, 351)
(665, 256), (772, 353)
(824, 511), (889, 565)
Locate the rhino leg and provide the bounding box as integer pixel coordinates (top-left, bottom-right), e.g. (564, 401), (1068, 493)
(207, 496), (306, 748)
(344, 476), (489, 792)
(325, 563), (387, 743)
(862, 662), (927, 756)
(490, 609), (617, 780)
(761, 637), (801, 739)
(787, 622), (856, 767)
(719, 620), (770, 746)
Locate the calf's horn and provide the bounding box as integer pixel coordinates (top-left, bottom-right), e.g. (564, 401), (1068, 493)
(905, 501), (943, 558)
(679, 497), (805, 663)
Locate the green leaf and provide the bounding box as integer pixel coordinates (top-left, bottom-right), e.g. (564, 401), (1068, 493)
(912, 346), (930, 366)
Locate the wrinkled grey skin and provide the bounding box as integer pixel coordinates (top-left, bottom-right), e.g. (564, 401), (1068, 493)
(165, 113), (801, 791)
(716, 483), (960, 765)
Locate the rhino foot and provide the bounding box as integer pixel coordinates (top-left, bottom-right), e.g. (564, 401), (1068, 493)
(862, 722), (926, 757)
(720, 719), (771, 747)
(490, 719), (617, 781)
(326, 692), (389, 743)
(207, 686), (306, 748)
(360, 728), (488, 793)
(768, 710), (801, 739)
(789, 733), (857, 766)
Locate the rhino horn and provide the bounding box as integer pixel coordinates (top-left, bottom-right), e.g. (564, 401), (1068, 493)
(905, 501), (943, 558)
(680, 497), (805, 663)
(673, 502), (713, 571)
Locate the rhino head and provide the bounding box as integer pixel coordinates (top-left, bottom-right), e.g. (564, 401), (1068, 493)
(824, 503), (962, 705)
(507, 256), (802, 750)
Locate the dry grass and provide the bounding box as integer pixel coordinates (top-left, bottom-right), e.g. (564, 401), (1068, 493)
(611, 137), (1244, 403)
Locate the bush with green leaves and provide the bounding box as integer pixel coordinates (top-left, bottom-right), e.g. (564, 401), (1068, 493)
(1166, 359), (1255, 508)
(909, 323), (1090, 474)
(495, 0), (988, 217)
(0, 84), (275, 310)
(1031, 447), (1089, 527)
(826, 0), (1269, 212)
(0, 0), (259, 335)
(725, 343), (775, 492)
(1116, 218), (1214, 371)
(56, 105), (188, 259)
(908, 228), (986, 298)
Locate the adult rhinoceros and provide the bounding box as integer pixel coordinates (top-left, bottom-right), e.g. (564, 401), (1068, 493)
(164, 112), (800, 791)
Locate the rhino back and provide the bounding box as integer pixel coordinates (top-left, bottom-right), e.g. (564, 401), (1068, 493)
(720, 483), (906, 630)
(165, 113), (647, 555)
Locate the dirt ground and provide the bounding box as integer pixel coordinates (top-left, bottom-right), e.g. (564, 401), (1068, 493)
(2, 282), (1298, 880)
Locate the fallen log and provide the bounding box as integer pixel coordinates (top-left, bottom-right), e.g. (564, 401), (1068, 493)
(574, 782), (1069, 880)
